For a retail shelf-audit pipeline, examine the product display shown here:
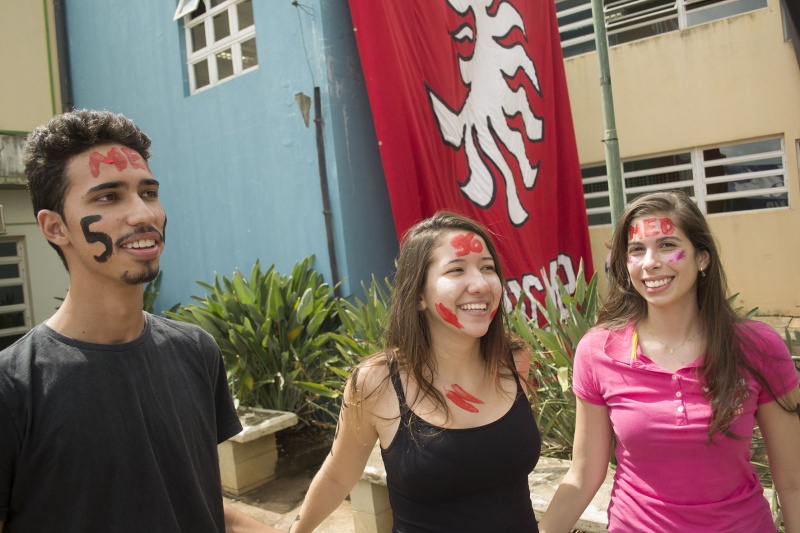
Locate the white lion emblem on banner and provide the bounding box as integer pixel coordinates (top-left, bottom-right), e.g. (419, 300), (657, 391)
(428, 0), (543, 226)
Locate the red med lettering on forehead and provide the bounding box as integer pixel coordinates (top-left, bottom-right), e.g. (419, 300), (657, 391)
(450, 232), (483, 257)
(88, 147), (128, 177)
(628, 217), (675, 241)
(87, 146), (150, 178)
(121, 147), (150, 172)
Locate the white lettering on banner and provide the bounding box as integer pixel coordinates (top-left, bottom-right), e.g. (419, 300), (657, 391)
(504, 253), (577, 326)
(427, 0), (543, 227)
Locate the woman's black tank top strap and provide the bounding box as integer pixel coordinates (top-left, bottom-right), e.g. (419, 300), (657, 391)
(381, 354), (541, 533)
(388, 358), (413, 424)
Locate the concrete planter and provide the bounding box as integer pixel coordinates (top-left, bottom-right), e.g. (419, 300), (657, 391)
(218, 408), (298, 496)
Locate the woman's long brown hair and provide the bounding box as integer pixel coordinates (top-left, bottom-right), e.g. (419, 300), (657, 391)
(349, 211), (523, 425)
(600, 191), (791, 440)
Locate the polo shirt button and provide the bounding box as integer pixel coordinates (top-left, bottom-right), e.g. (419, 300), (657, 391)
(672, 375), (678, 380)
(675, 391), (682, 397)
(677, 405), (684, 412)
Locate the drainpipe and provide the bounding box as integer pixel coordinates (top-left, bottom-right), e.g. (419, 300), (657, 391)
(53, 0), (74, 112)
(313, 87), (341, 296)
(590, 0), (624, 226)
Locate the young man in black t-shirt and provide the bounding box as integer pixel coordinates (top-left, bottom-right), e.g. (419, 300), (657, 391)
(0, 110), (278, 532)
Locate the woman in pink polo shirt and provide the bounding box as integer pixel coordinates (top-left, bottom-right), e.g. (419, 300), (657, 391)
(540, 191), (800, 532)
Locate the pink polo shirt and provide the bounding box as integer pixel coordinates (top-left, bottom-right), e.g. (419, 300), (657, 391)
(572, 321), (798, 532)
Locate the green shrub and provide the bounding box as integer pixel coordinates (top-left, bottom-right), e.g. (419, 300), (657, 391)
(508, 261), (597, 458)
(165, 256), (342, 423)
(296, 276), (392, 418)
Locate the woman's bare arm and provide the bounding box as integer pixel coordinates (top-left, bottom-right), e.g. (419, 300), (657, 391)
(538, 399), (613, 533)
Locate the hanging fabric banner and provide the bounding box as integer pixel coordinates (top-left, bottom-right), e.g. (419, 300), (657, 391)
(349, 0), (594, 322)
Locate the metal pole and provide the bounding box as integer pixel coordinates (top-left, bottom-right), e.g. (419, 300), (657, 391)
(590, 0), (625, 226)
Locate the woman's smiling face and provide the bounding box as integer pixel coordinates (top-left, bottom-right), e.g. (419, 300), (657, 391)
(419, 230), (502, 340)
(626, 213), (709, 312)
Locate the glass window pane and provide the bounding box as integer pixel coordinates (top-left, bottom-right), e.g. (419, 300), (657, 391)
(210, 0), (226, 6)
(0, 311), (25, 330)
(588, 212), (612, 226)
(190, 23), (207, 52)
(707, 193), (787, 214)
(217, 49), (234, 79)
(704, 139), (781, 162)
(194, 59), (210, 89)
(237, 0), (254, 30)
(582, 165), (608, 179)
(687, 0), (767, 27)
(623, 153), (690, 172)
(0, 264), (20, 278)
(189, 0), (206, 19)
(0, 286), (23, 306)
(213, 11), (231, 42)
(241, 37), (258, 69)
(0, 243), (16, 257)
(625, 169), (693, 189)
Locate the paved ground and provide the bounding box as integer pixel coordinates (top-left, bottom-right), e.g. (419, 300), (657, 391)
(224, 468), (354, 532)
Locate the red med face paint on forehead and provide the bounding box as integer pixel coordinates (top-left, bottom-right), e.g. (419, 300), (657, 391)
(435, 303), (464, 329)
(88, 146), (150, 178)
(121, 147), (150, 172)
(450, 232), (483, 257)
(628, 217), (676, 241)
(89, 147), (128, 177)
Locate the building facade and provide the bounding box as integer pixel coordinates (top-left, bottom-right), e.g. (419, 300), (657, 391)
(0, 1), (68, 349)
(559, 0), (800, 315)
(4, 0), (398, 320)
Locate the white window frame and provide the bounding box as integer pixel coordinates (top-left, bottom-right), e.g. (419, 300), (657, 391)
(0, 238), (32, 341)
(582, 136), (789, 226)
(557, 0), (769, 58)
(177, 0), (258, 94)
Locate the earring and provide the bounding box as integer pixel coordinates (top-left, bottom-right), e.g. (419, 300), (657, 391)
(700, 269), (706, 277)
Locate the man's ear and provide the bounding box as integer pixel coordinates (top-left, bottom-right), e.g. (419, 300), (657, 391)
(37, 210), (69, 246)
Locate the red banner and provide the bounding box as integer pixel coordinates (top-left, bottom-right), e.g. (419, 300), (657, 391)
(349, 0), (594, 323)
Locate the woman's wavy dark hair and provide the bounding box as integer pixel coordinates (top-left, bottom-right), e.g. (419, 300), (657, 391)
(600, 190), (791, 440)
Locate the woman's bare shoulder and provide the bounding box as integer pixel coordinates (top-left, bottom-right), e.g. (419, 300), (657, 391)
(347, 351), (394, 403)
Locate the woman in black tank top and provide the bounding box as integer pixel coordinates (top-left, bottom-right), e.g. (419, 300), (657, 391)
(291, 212), (541, 533)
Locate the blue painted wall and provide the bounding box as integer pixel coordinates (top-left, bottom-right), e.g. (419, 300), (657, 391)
(64, 0), (397, 310)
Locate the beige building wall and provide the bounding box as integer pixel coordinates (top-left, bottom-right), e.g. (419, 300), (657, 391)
(0, 0), (68, 326)
(565, 0), (800, 316)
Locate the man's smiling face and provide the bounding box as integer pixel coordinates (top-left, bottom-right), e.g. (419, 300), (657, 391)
(57, 143), (166, 286)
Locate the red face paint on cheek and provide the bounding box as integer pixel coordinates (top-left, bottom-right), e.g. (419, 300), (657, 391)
(88, 147), (129, 177)
(628, 256), (640, 265)
(435, 303), (464, 329)
(490, 308), (497, 320)
(450, 232), (483, 257)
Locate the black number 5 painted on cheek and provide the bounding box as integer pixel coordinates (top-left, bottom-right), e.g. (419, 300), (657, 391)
(80, 215), (113, 263)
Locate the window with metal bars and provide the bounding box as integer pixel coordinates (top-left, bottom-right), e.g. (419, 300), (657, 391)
(0, 239), (32, 350)
(582, 137), (788, 225)
(556, 0), (768, 58)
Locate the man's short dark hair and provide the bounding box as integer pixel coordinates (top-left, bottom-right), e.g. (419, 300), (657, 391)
(24, 109), (152, 267)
